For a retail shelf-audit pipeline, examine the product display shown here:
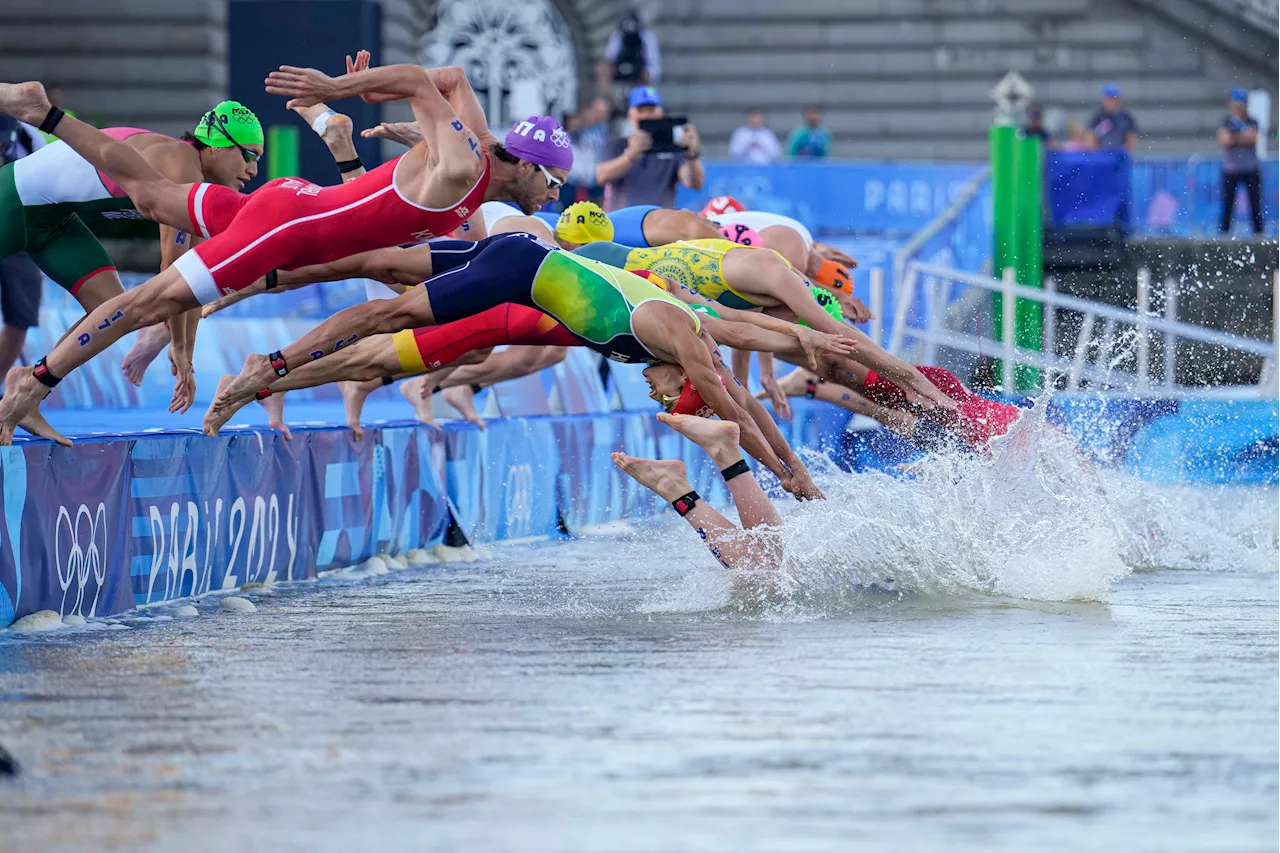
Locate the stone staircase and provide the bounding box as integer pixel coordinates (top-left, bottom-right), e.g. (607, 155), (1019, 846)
(654, 0), (1278, 160)
(0, 0), (228, 137)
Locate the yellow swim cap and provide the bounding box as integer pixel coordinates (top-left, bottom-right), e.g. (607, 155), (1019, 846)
(556, 201), (614, 245)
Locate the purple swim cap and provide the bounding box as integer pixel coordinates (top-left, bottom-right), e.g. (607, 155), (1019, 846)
(504, 115), (574, 171)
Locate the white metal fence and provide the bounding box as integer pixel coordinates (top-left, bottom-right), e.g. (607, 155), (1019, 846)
(869, 262), (1279, 399)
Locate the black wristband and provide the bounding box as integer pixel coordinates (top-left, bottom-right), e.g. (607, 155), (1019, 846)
(255, 387), (273, 400)
(672, 490), (700, 517)
(32, 356), (61, 388)
(336, 157), (364, 174)
(720, 459), (750, 482)
(268, 350), (288, 377)
(380, 375), (395, 386)
(804, 378), (819, 399)
(38, 106), (65, 135)
(264, 269), (279, 290)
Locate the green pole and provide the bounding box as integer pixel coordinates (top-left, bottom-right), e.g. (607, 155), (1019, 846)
(266, 125), (299, 181)
(989, 123), (1018, 388)
(1013, 133), (1044, 390)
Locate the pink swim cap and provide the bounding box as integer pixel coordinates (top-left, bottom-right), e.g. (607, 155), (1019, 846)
(719, 223), (762, 246)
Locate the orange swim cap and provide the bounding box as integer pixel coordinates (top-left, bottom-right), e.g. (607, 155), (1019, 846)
(813, 258), (854, 295)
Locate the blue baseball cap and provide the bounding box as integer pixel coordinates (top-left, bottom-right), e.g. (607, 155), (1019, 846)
(1102, 84), (1121, 98)
(1231, 86), (1249, 103)
(628, 85), (662, 109)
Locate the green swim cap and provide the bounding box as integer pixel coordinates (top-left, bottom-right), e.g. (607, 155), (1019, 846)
(691, 304), (722, 320)
(799, 286), (844, 329)
(194, 101), (264, 148)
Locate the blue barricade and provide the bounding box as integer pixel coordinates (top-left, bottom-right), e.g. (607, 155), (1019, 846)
(1046, 150), (1132, 229)
(675, 161), (984, 235)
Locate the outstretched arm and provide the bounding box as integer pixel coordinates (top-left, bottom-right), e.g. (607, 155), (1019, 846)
(640, 308), (789, 485)
(710, 345), (821, 500)
(699, 315), (852, 367)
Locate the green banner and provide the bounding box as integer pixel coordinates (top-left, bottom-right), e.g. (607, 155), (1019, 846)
(990, 125), (1044, 391)
(266, 125), (300, 182)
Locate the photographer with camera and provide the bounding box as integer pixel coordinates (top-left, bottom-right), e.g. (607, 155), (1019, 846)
(596, 85), (703, 211)
(1217, 87), (1263, 235)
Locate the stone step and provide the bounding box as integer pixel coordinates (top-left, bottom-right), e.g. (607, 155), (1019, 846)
(0, 23), (222, 55)
(0, 0), (224, 22)
(662, 45), (1202, 80)
(0, 56), (226, 89)
(656, 75), (1226, 112)
(657, 17), (1146, 50)
(663, 0), (1092, 22)
(680, 104), (1226, 139)
(698, 134), (1220, 161)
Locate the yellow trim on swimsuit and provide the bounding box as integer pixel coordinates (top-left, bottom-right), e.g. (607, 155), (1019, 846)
(393, 328), (427, 374)
(622, 239), (790, 311)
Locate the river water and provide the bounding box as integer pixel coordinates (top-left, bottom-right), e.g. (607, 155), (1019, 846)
(0, 420), (1276, 852)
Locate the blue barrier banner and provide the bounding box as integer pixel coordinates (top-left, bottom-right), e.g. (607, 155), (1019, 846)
(129, 433), (315, 605)
(1131, 158), (1279, 237)
(1046, 151), (1131, 229)
(12, 443), (133, 622)
(675, 161), (983, 235)
(1, 399), (1274, 628)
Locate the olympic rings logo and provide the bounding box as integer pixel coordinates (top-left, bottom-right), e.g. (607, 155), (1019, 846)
(504, 464), (535, 538)
(55, 503), (109, 618)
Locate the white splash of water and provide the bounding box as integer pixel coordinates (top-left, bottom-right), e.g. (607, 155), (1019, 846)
(767, 398), (1129, 603)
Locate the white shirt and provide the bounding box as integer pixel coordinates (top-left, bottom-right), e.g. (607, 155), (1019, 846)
(727, 125), (782, 164)
(711, 211), (813, 250)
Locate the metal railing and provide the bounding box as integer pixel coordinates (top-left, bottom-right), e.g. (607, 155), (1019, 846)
(881, 261), (1279, 399)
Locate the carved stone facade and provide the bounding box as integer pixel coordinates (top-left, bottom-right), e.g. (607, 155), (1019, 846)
(419, 0), (578, 130)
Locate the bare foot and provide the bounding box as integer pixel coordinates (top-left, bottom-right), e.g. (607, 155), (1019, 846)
(656, 412), (742, 467)
(0, 82), (51, 125)
(609, 453), (692, 502)
(203, 372), (257, 436)
(0, 366), (51, 446)
(340, 379), (382, 441)
(257, 388), (292, 440)
(442, 385), (484, 430)
(399, 378), (437, 427)
(18, 409), (72, 447)
(120, 323), (171, 386)
(292, 103), (355, 156)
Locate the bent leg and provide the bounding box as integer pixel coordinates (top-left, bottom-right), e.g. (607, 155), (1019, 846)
(609, 452), (744, 570)
(35, 111), (194, 230)
(204, 333), (403, 436)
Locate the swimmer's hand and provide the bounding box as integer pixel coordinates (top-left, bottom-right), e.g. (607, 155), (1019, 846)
(760, 374), (791, 421)
(841, 296), (874, 325)
(361, 121), (424, 147)
(815, 242), (857, 268)
(201, 278), (267, 318)
(345, 50), (372, 75)
(168, 349), (196, 414)
(267, 66), (340, 109)
(795, 326), (856, 369)
(784, 467), (825, 501)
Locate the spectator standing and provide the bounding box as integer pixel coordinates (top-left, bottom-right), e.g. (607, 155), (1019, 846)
(1060, 119), (1091, 152)
(0, 113), (45, 378)
(786, 105), (831, 159)
(1023, 104), (1051, 147)
(596, 85), (703, 211)
(563, 98), (612, 207)
(1217, 87), (1263, 235)
(599, 7), (661, 91)
(728, 107), (782, 164)
(1087, 85), (1138, 152)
